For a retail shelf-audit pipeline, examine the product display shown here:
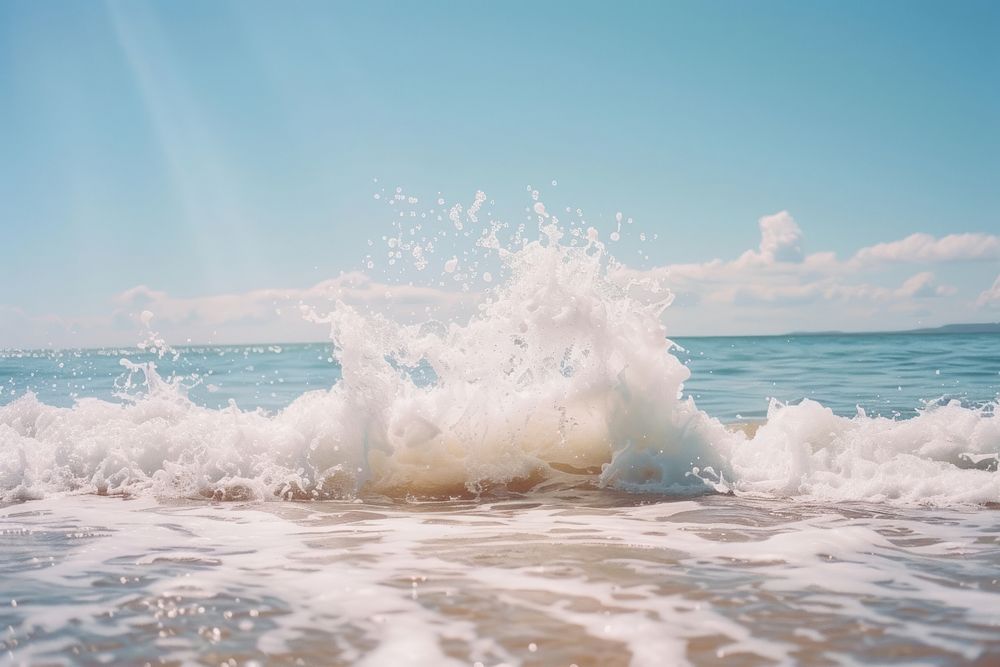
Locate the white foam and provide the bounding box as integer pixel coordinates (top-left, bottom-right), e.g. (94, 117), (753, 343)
(0, 213), (997, 505)
(5, 495), (996, 665)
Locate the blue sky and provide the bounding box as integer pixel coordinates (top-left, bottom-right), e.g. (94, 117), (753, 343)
(1, 0), (998, 346)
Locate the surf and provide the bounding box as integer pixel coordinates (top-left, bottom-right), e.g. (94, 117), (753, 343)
(0, 195), (997, 505)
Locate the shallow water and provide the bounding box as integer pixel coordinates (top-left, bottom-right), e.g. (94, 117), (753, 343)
(1, 217), (998, 664)
(2, 490), (998, 666)
(1, 330), (998, 665)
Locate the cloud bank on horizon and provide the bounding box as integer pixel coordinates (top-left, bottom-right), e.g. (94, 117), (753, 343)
(654, 212), (998, 335)
(2, 211), (997, 349)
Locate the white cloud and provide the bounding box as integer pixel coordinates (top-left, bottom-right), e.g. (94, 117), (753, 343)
(2, 212), (994, 347)
(977, 274), (1000, 309)
(718, 271), (953, 307)
(897, 271), (957, 299)
(755, 210), (804, 263)
(110, 272), (476, 341)
(646, 213), (967, 335)
(0, 274), (474, 349)
(852, 232), (1000, 266)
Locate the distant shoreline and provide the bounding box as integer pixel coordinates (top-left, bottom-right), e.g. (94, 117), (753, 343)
(780, 322), (1000, 337)
(670, 322), (1000, 340)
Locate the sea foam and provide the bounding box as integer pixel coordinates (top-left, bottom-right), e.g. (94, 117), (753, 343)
(1, 207), (997, 505)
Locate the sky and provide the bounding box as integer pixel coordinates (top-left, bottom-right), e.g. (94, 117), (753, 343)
(0, 0), (998, 347)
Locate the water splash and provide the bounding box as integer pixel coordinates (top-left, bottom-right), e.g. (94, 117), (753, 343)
(0, 191), (997, 504)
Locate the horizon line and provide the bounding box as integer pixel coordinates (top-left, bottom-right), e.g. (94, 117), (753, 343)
(3, 321), (997, 355)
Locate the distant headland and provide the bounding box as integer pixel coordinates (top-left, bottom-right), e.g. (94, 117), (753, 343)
(785, 322), (1000, 336)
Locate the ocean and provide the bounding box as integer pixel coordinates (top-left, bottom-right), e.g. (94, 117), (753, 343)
(1, 233), (999, 665)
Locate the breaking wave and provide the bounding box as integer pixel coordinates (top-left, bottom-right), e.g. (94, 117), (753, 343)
(1, 205), (997, 506)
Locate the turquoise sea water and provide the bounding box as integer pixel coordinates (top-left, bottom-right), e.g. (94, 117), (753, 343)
(1, 333), (998, 666)
(3, 333), (996, 420)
